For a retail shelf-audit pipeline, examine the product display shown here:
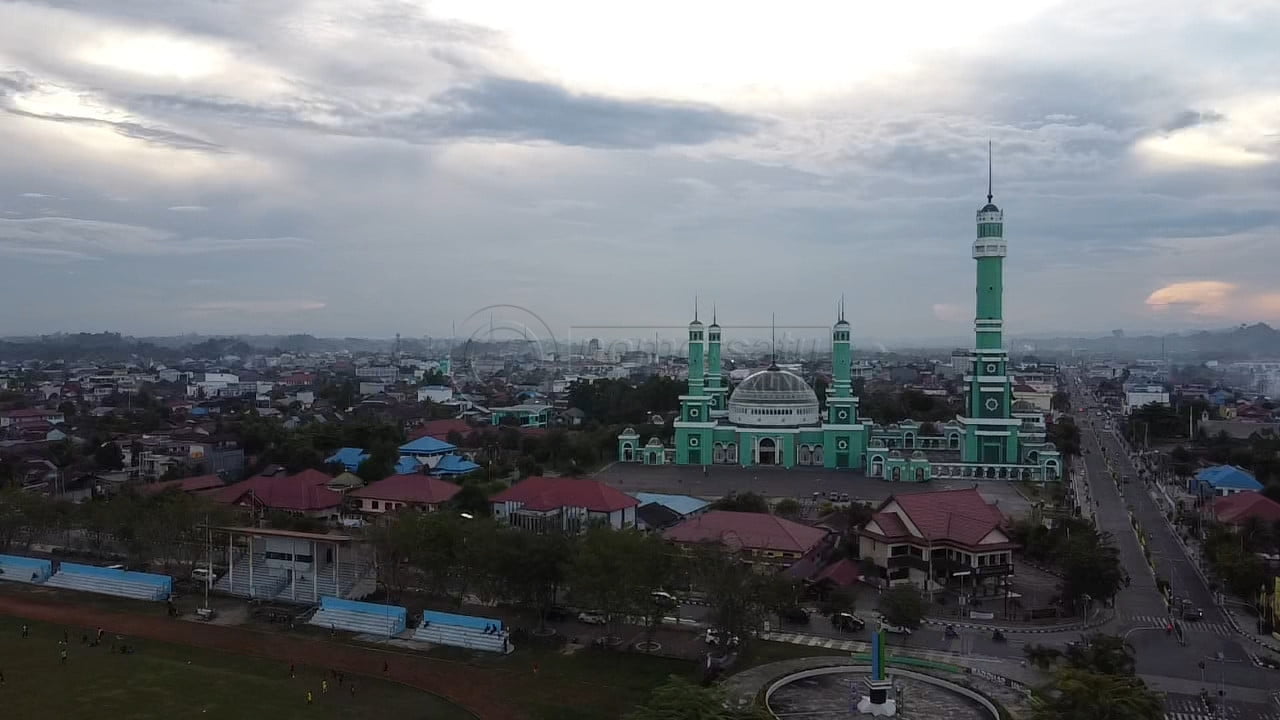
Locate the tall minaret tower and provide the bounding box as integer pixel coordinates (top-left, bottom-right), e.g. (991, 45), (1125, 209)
(706, 307), (727, 416)
(960, 145), (1020, 465)
(827, 299), (858, 424)
(675, 300), (713, 465)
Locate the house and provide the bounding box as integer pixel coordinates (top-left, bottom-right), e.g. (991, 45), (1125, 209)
(1, 408), (66, 431)
(350, 474), (461, 516)
(136, 474), (226, 496)
(856, 488), (1016, 594)
(556, 408), (586, 427)
(398, 436), (458, 464)
(325, 447), (370, 472)
(663, 510), (831, 571)
(1212, 493), (1280, 527)
(630, 492), (709, 530)
(408, 418), (473, 443)
(489, 403), (552, 428)
(207, 469), (344, 520)
(491, 476), (639, 532)
(1190, 466), (1263, 497)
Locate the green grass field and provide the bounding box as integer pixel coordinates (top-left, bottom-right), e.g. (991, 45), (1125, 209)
(0, 617), (474, 720)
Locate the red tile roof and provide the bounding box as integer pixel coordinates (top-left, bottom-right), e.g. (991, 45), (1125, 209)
(209, 469), (342, 511)
(351, 473), (460, 506)
(491, 476), (639, 513)
(865, 488), (1011, 548)
(138, 474), (225, 496)
(1213, 492), (1280, 526)
(813, 557), (862, 587)
(663, 510), (829, 554)
(409, 419), (473, 442)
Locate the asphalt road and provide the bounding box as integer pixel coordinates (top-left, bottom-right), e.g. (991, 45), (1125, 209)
(1065, 369), (1279, 717)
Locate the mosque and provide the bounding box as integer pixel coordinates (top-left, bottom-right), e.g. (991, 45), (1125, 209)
(616, 170), (1062, 483)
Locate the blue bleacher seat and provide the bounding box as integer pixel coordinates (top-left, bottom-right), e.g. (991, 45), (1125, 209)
(44, 562), (172, 602)
(307, 596), (407, 636)
(411, 610), (512, 654)
(0, 554), (53, 584)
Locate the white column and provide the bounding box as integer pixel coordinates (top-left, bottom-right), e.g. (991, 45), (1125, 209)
(228, 535), (234, 594)
(248, 535), (254, 597)
(312, 540), (318, 600)
(334, 543), (339, 590)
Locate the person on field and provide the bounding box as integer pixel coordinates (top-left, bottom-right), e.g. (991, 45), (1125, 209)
(306, 691), (313, 705)
(322, 680), (328, 694)
(290, 663), (296, 678)
(21, 624), (28, 639)
(60, 648), (68, 665)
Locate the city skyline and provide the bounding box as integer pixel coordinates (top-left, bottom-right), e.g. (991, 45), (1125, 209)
(1, 0), (1278, 337)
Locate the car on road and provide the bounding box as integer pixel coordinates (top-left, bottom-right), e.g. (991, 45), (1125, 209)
(831, 612), (865, 632)
(544, 605), (573, 622)
(879, 622), (913, 635)
(651, 590), (678, 607)
(839, 492), (851, 502)
(780, 606), (811, 624)
(577, 611), (607, 625)
(1180, 601), (1203, 621)
(191, 567), (218, 584)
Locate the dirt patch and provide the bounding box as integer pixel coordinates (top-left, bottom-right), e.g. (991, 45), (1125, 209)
(0, 591), (523, 720)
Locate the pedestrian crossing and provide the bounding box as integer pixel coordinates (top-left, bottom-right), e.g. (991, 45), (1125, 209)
(761, 631), (866, 653)
(1164, 692), (1280, 720)
(1127, 615), (1235, 637)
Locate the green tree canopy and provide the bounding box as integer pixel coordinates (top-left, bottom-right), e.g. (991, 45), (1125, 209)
(877, 584), (925, 629)
(626, 676), (771, 720)
(1032, 668), (1163, 720)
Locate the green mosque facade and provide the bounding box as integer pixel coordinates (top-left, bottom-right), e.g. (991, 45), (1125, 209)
(616, 168), (1062, 483)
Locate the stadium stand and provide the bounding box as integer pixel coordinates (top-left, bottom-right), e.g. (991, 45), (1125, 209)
(43, 562), (172, 601)
(308, 596), (407, 636)
(0, 554), (52, 585)
(411, 609), (513, 654)
(214, 552), (375, 604)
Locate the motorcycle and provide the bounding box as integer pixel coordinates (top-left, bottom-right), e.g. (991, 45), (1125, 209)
(992, 630), (1006, 642)
(944, 625), (958, 639)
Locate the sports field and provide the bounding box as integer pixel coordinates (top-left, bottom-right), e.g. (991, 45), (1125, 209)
(0, 617), (474, 720)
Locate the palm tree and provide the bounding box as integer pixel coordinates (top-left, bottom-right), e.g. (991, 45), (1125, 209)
(1024, 644), (1063, 670)
(1033, 669), (1164, 720)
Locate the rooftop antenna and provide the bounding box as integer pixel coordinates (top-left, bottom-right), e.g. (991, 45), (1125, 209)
(987, 140), (994, 204)
(839, 294), (846, 323)
(694, 295), (699, 322)
(712, 303), (717, 326)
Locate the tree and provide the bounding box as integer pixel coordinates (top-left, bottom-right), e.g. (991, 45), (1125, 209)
(1051, 391), (1072, 413)
(445, 430), (465, 448)
(570, 527), (673, 642)
(1064, 634), (1135, 676)
(818, 586), (856, 617)
(626, 676), (772, 720)
(877, 584), (925, 629)
(1024, 643), (1063, 670)
(93, 442), (125, 471)
(1060, 530), (1124, 607)
(499, 529), (575, 631)
(711, 492), (770, 514)
(1032, 668), (1163, 720)
(683, 543), (791, 650)
(774, 498), (801, 519)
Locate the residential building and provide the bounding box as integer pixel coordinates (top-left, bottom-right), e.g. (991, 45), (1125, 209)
(1123, 385), (1170, 414)
(349, 474), (460, 516)
(1212, 492), (1280, 527)
(207, 469), (344, 520)
(491, 476), (638, 532)
(418, 385), (454, 403)
(1189, 465), (1263, 497)
(663, 510), (831, 571)
(490, 403), (553, 428)
(631, 492), (710, 532)
(857, 488), (1016, 595)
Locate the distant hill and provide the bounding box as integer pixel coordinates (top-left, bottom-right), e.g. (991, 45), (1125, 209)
(1014, 323), (1280, 361)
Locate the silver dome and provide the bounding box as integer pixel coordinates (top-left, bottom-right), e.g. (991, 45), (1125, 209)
(727, 367), (821, 427)
(730, 368), (819, 406)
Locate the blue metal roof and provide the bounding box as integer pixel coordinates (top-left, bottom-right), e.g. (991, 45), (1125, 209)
(432, 454), (481, 476)
(630, 492), (709, 517)
(394, 456), (422, 474)
(399, 436), (457, 455)
(1195, 465), (1262, 491)
(325, 447), (369, 470)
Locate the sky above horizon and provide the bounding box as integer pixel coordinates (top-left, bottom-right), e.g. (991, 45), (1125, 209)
(1, 0), (1278, 346)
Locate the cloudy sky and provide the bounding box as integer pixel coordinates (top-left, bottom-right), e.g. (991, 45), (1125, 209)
(1, 0), (1277, 345)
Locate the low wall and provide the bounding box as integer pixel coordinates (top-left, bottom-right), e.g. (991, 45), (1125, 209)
(764, 664), (1001, 719)
(320, 596), (407, 626)
(0, 554), (53, 583)
(423, 609), (502, 632)
(58, 562), (173, 593)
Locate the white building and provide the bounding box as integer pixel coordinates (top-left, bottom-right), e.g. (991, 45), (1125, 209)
(417, 385), (454, 403)
(1124, 385), (1170, 414)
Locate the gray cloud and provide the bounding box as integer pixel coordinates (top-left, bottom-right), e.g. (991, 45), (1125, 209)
(1163, 109), (1227, 132)
(0, 217), (310, 260)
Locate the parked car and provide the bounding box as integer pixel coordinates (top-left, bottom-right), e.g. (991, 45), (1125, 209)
(577, 611), (607, 625)
(544, 605), (573, 622)
(1181, 602), (1203, 621)
(880, 622), (913, 635)
(839, 493), (851, 502)
(191, 567), (218, 584)
(832, 612), (865, 632)
(651, 590), (678, 607)
(780, 607), (811, 624)
(704, 629), (740, 648)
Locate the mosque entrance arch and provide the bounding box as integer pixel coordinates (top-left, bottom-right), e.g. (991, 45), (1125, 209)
(622, 444), (634, 462)
(757, 437), (778, 466)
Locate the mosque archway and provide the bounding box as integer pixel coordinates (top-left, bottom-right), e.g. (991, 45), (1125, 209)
(949, 434), (960, 449)
(622, 444), (634, 462)
(757, 437), (778, 466)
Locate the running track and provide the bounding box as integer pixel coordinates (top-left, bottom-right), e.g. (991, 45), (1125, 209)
(0, 593), (523, 720)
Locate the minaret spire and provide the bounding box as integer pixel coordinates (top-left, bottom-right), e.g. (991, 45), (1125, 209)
(987, 140), (993, 204)
(839, 294), (846, 322)
(712, 303), (717, 326)
(770, 313), (777, 367)
(694, 295), (699, 322)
